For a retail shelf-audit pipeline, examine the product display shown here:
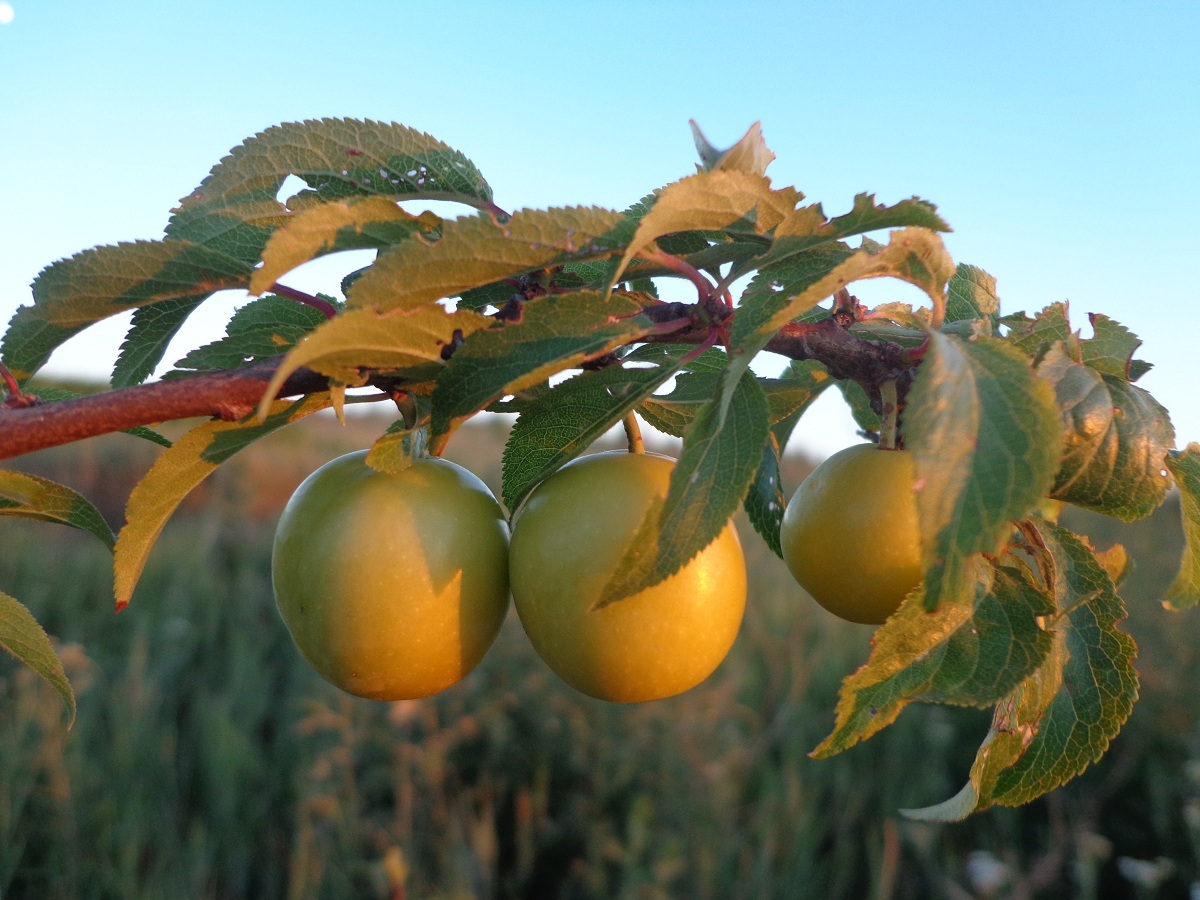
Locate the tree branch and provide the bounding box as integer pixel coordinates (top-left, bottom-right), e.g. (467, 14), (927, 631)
(0, 298), (915, 462)
(0, 361), (331, 461)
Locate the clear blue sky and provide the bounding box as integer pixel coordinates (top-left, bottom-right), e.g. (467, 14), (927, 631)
(1, 0), (1197, 458)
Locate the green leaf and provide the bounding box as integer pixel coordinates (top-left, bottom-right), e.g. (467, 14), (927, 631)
(727, 228), (955, 407)
(690, 120), (776, 175)
(906, 522), (1138, 820)
(1165, 445), (1200, 609)
(114, 394), (329, 610)
(1, 240), (253, 382)
(167, 118), (492, 262)
(0, 590), (75, 728)
(743, 362), (834, 556)
(1038, 343), (1174, 521)
(113, 294), (208, 387)
(501, 362), (684, 514)
(171, 294), (331, 376)
(1080, 313), (1152, 381)
(250, 196), (440, 294)
(837, 380), (882, 435)
(260, 305), (490, 414)
(348, 207), (631, 313)
(0, 470), (116, 549)
(430, 292), (655, 439)
(457, 280), (519, 313)
(610, 170), (800, 285)
(365, 421), (429, 475)
(597, 367), (769, 607)
(745, 194), (950, 278)
(812, 561), (1054, 760)
(945, 264), (1000, 323)
(637, 371), (721, 438)
(1001, 302), (1072, 363)
(905, 335), (1062, 611)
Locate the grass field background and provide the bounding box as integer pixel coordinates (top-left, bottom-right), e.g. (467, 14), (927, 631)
(1, 411), (1197, 899)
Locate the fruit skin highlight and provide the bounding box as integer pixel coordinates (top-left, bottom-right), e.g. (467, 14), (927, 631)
(509, 451), (747, 703)
(780, 443), (923, 625)
(272, 451), (510, 700)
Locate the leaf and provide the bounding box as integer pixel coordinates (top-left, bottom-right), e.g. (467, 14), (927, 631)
(1001, 302), (1072, 363)
(905, 335), (1062, 611)
(690, 120), (776, 175)
(745, 194), (950, 278)
(114, 395), (330, 611)
(348, 207), (631, 313)
(597, 368), (769, 607)
(171, 294), (331, 376)
(905, 522), (1138, 820)
(743, 362), (834, 556)
(260, 305), (490, 416)
(837, 380), (883, 435)
(250, 196), (440, 295)
(366, 420), (429, 475)
(0, 470), (116, 549)
(0, 590), (75, 728)
(637, 372), (721, 437)
(946, 264), (1000, 323)
(112, 294), (208, 387)
(1080, 313), (1152, 381)
(1, 240), (254, 383)
(610, 170), (800, 285)
(1038, 343), (1174, 521)
(1166, 444), (1200, 609)
(727, 229), (955, 405)
(430, 292), (656, 439)
(812, 561), (1054, 760)
(167, 117), (492, 262)
(501, 362), (684, 514)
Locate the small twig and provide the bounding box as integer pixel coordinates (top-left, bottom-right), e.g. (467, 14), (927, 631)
(623, 412), (645, 454)
(0, 361), (36, 409)
(269, 283), (339, 320)
(641, 248), (715, 302)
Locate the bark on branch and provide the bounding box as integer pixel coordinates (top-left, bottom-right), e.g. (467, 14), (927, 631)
(0, 300), (915, 462)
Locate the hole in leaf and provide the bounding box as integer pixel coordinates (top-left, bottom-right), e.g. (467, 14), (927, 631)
(275, 174), (308, 205)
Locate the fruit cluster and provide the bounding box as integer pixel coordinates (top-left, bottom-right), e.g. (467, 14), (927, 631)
(272, 443), (921, 703)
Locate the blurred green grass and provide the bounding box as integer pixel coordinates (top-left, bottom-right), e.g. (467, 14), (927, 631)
(1, 413), (1199, 899)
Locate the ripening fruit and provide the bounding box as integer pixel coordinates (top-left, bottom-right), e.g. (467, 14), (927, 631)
(272, 451), (510, 700)
(780, 443), (923, 625)
(509, 451), (747, 703)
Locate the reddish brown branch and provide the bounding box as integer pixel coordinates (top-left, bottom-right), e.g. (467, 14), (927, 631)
(0, 360), (330, 461)
(0, 299), (914, 462)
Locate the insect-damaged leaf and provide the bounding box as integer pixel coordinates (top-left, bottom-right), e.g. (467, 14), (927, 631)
(904, 523), (1137, 821)
(905, 334), (1061, 611)
(1038, 343), (1174, 521)
(167, 117), (492, 263)
(812, 560), (1054, 760)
